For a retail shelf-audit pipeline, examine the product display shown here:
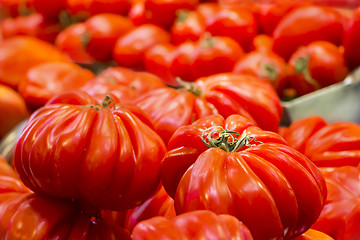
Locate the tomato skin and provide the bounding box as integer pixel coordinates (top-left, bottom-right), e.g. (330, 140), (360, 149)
(162, 114), (326, 240)
(81, 67), (166, 105)
(233, 49), (288, 97)
(88, 0), (132, 16)
(343, 7), (360, 70)
(32, 0), (66, 20)
(0, 156), (29, 194)
(132, 210), (254, 240)
(204, 6), (258, 51)
(190, 35), (245, 80)
(144, 42), (177, 86)
(0, 85), (30, 139)
(282, 116), (360, 167)
(83, 13), (134, 62)
(257, 2), (299, 35)
(102, 184), (176, 232)
(250, 34), (274, 52)
(13, 95), (166, 211)
(312, 165), (360, 240)
(0, 36), (70, 89)
(55, 23), (95, 64)
(136, 73), (281, 144)
(18, 62), (94, 110)
(170, 10), (206, 45)
(113, 24), (170, 69)
(0, 192), (131, 239)
(272, 5), (345, 60)
(293, 229), (334, 240)
(287, 41), (349, 97)
(0, 13), (61, 43)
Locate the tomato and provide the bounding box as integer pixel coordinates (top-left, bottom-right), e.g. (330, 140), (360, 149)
(83, 13), (134, 62)
(170, 9), (206, 45)
(55, 23), (95, 64)
(282, 116), (360, 167)
(168, 40), (197, 83)
(293, 229), (334, 240)
(312, 165), (360, 240)
(343, 7), (360, 70)
(257, 1), (300, 35)
(287, 40), (349, 96)
(88, 0), (132, 16)
(13, 93), (166, 211)
(204, 5), (258, 51)
(272, 4), (345, 60)
(144, 42), (177, 86)
(65, 0), (92, 20)
(102, 184), (176, 232)
(129, 0), (199, 29)
(0, 156), (29, 194)
(0, 192), (131, 239)
(249, 34), (275, 52)
(233, 49), (288, 97)
(0, 36), (70, 89)
(136, 73), (281, 144)
(32, 0), (66, 20)
(190, 34), (245, 80)
(18, 61), (95, 110)
(0, 85), (30, 139)
(80, 67), (166, 104)
(162, 114), (326, 240)
(132, 210), (253, 239)
(0, 0), (33, 18)
(113, 24), (170, 69)
(0, 13), (62, 43)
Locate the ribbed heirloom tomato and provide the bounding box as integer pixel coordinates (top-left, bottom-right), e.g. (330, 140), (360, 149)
(161, 114), (327, 240)
(13, 92), (166, 211)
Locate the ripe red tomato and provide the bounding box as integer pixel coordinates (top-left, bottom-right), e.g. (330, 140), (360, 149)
(132, 210), (253, 239)
(343, 7), (360, 70)
(249, 34), (275, 52)
(82, 13), (134, 62)
(293, 229), (334, 240)
(204, 5), (258, 51)
(88, 0), (132, 16)
(0, 13), (61, 43)
(0, 85), (30, 139)
(136, 73), (282, 144)
(272, 4), (345, 60)
(18, 61), (95, 109)
(55, 23), (95, 64)
(13, 93), (166, 211)
(162, 114), (326, 240)
(0, 36), (70, 89)
(170, 9), (206, 45)
(233, 49), (288, 97)
(102, 184), (176, 232)
(113, 24), (170, 69)
(32, 0), (66, 20)
(80, 67), (166, 104)
(282, 116), (360, 167)
(257, 1), (300, 35)
(0, 192), (131, 239)
(287, 41), (349, 96)
(144, 43), (177, 86)
(0, 156), (29, 194)
(312, 165), (360, 240)
(129, 0), (199, 29)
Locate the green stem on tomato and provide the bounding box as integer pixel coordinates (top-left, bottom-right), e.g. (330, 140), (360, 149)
(201, 126), (262, 153)
(294, 55), (321, 90)
(176, 77), (202, 97)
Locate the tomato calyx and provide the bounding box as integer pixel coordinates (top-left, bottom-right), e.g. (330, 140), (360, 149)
(294, 55), (320, 90)
(176, 77), (202, 96)
(80, 94), (117, 111)
(260, 62), (278, 81)
(201, 126), (262, 153)
(200, 33), (218, 49)
(175, 9), (190, 23)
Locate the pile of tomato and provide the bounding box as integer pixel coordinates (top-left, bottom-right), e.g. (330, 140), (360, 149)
(0, 0), (359, 239)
